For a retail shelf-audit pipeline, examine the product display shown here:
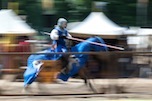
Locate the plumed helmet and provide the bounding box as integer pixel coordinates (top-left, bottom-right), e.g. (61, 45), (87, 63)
(57, 18), (67, 27)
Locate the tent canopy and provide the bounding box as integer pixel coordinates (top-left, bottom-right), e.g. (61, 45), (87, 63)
(138, 28), (152, 35)
(69, 12), (126, 39)
(0, 9), (36, 36)
(127, 28), (152, 49)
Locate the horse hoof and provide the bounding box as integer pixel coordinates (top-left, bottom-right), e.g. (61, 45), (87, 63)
(54, 79), (67, 84)
(21, 86), (33, 94)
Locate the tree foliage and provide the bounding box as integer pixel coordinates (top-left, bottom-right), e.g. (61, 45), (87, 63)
(54, 0), (92, 22)
(54, 0), (137, 26)
(19, 0), (43, 30)
(1, 0), (152, 28)
(105, 0), (137, 26)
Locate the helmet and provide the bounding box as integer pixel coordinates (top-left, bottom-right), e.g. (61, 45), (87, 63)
(57, 18), (67, 27)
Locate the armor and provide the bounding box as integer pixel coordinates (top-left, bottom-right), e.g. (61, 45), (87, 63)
(50, 18), (71, 52)
(57, 18), (67, 27)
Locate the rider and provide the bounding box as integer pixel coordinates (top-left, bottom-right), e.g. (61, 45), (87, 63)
(50, 18), (72, 53)
(50, 18), (72, 73)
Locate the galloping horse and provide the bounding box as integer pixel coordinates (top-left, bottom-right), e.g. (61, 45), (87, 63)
(23, 36), (108, 87)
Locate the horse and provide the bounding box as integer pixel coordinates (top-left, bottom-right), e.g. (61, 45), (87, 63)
(23, 36), (108, 88)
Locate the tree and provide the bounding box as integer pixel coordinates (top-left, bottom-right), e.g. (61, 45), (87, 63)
(66, 0), (92, 21)
(54, 0), (70, 20)
(105, 0), (137, 26)
(19, 0), (43, 32)
(147, 0), (152, 27)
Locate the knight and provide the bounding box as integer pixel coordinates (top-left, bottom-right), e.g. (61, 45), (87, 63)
(50, 18), (72, 52)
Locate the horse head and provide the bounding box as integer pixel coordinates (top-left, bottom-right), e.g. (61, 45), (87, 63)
(71, 36), (108, 52)
(57, 36), (108, 81)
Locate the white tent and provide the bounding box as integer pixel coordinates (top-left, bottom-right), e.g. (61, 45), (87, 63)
(138, 28), (152, 35)
(127, 28), (152, 49)
(126, 27), (152, 35)
(0, 9), (36, 36)
(69, 12), (126, 39)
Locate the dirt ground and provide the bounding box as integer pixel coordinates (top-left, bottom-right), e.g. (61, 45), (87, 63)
(0, 78), (152, 101)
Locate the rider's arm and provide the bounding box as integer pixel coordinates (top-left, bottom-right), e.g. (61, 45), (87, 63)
(67, 32), (72, 38)
(60, 32), (72, 39)
(50, 29), (59, 40)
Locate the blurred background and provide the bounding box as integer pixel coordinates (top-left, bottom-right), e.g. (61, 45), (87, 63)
(0, 0), (152, 76)
(0, 0), (152, 98)
(0, 0), (151, 31)
(0, 0), (152, 50)
(0, 0), (151, 27)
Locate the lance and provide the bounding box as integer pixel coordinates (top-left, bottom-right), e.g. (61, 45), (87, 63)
(42, 32), (124, 50)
